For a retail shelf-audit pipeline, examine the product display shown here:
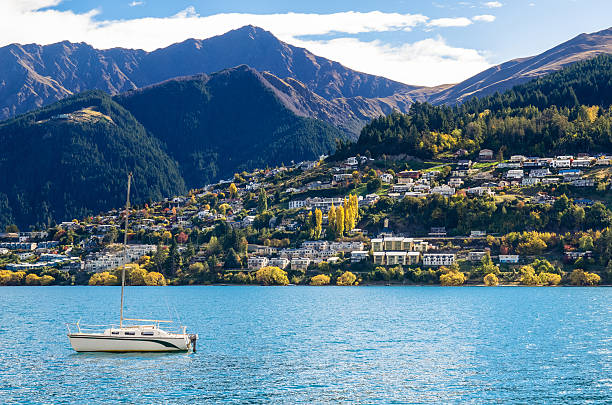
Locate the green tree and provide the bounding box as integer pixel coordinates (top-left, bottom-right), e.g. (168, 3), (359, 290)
(224, 248), (242, 269)
(257, 189), (268, 213)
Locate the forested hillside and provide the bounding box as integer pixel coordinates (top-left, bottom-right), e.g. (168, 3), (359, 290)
(0, 91), (185, 229)
(338, 55), (612, 159)
(115, 66), (347, 188)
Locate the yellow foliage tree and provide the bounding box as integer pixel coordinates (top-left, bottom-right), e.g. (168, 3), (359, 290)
(310, 274), (331, 286)
(440, 270), (466, 286)
(314, 208), (323, 239)
(538, 272), (562, 286)
(39, 275), (55, 286)
(519, 265), (540, 286)
(570, 269), (601, 286)
(127, 264), (148, 286)
(336, 206), (345, 237)
(88, 272), (119, 286)
(255, 266), (289, 286)
(336, 271), (357, 286)
(483, 273), (499, 286)
(25, 273), (41, 285)
(144, 272), (167, 286)
(228, 183), (238, 199)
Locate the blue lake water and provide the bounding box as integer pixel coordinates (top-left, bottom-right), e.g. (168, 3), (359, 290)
(0, 286), (610, 404)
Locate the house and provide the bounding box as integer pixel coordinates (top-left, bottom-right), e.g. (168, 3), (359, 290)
(551, 159), (571, 168)
(398, 170), (421, 180)
(573, 198), (594, 207)
(379, 173), (394, 183)
(571, 178), (595, 187)
(431, 185), (455, 197)
(479, 149), (494, 161)
(596, 157), (611, 166)
(470, 230), (487, 237)
(499, 255), (519, 264)
(333, 173), (353, 183)
(559, 169), (582, 178)
(521, 177), (540, 186)
(346, 157), (358, 166)
(448, 177), (464, 187)
(498, 162), (521, 169)
(413, 184), (431, 193)
(451, 170), (469, 178)
(541, 177), (560, 185)
(468, 251), (488, 261)
(269, 257), (290, 269)
(572, 158), (592, 167)
(291, 257), (311, 271)
(506, 170), (524, 179)
(289, 200), (307, 209)
(563, 251), (593, 263)
(351, 251), (369, 263)
(510, 155), (527, 162)
(422, 253), (455, 267)
(532, 193), (555, 204)
(466, 187), (494, 197)
(247, 256), (269, 270)
(457, 160), (473, 169)
(529, 168), (551, 178)
(424, 171), (440, 179)
(393, 184), (413, 193)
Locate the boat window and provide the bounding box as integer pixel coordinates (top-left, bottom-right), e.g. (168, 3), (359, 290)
(141, 331), (154, 336)
(111, 331), (119, 335)
(124, 331), (135, 336)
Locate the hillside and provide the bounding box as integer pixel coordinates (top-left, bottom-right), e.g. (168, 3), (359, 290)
(115, 66), (348, 188)
(338, 55), (612, 160)
(0, 67), (349, 228)
(0, 91), (185, 229)
(430, 27), (612, 104)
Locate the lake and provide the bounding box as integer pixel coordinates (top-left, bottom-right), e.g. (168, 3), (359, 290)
(0, 286), (610, 403)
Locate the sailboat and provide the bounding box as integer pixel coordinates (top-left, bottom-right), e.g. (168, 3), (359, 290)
(67, 173), (197, 352)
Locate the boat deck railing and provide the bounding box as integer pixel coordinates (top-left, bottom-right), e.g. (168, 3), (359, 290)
(66, 319), (187, 335)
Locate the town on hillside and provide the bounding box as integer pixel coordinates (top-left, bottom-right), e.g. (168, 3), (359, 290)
(1, 149), (610, 287)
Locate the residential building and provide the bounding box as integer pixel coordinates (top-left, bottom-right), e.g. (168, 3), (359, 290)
(479, 149), (494, 161)
(351, 251), (369, 263)
(506, 170), (524, 179)
(522, 177), (541, 186)
(248, 256), (269, 270)
(269, 257), (290, 269)
(470, 230), (487, 237)
(429, 227), (447, 237)
(422, 253), (456, 267)
(571, 178), (595, 187)
(529, 168), (551, 178)
(291, 258), (311, 271)
(499, 255), (519, 264)
(468, 251), (488, 261)
(448, 177), (464, 187)
(431, 185), (455, 197)
(379, 173), (393, 183)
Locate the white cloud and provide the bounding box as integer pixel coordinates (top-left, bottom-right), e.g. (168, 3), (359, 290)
(0, 1), (492, 86)
(129, 1), (144, 7)
(483, 1), (503, 8)
(472, 14), (496, 22)
(427, 17), (473, 27)
(292, 37), (491, 86)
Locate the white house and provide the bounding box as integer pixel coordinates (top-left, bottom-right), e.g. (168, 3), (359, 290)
(422, 253), (455, 267)
(350, 251), (369, 263)
(248, 256), (269, 270)
(431, 185), (455, 197)
(506, 170), (524, 179)
(379, 173), (394, 183)
(499, 255), (519, 264)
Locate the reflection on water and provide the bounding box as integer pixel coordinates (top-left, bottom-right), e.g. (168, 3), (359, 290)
(0, 286), (610, 403)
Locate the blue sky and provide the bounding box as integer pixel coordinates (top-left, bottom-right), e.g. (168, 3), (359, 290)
(1, 0), (610, 86)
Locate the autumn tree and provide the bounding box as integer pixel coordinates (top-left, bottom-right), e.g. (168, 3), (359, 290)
(314, 208), (323, 239)
(483, 273), (499, 286)
(228, 183), (238, 199)
(255, 266), (289, 286)
(336, 271), (357, 286)
(310, 274), (331, 286)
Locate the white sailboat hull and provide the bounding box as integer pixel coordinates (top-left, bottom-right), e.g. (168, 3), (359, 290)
(68, 334), (190, 352)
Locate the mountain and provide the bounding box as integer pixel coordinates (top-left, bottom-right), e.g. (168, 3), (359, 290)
(114, 66), (348, 188)
(0, 25), (421, 123)
(0, 66), (348, 229)
(430, 27), (612, 104)
(336, 54), (612, 160)
(0, 91), (185, 229)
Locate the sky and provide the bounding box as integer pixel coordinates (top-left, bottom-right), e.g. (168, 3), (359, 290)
(0, 1), (610, 86)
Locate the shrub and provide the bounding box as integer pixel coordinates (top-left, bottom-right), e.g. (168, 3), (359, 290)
(39, 275), (55, 286)
(483, 273), (499, 286)
(336, 271), (357, 286)
(255, 266), (289, 286)
(440, 270), (466, 286)
(310, 274), (331, 286)
(570, 269), (601, 286)
(538, 272), (562, 286)
(144, 272), (167, 286)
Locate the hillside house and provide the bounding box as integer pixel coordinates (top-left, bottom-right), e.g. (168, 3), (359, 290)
(479, 149), (494, 161)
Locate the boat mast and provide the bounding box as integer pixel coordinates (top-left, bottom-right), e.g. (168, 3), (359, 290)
(120, 172), (132, 328)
